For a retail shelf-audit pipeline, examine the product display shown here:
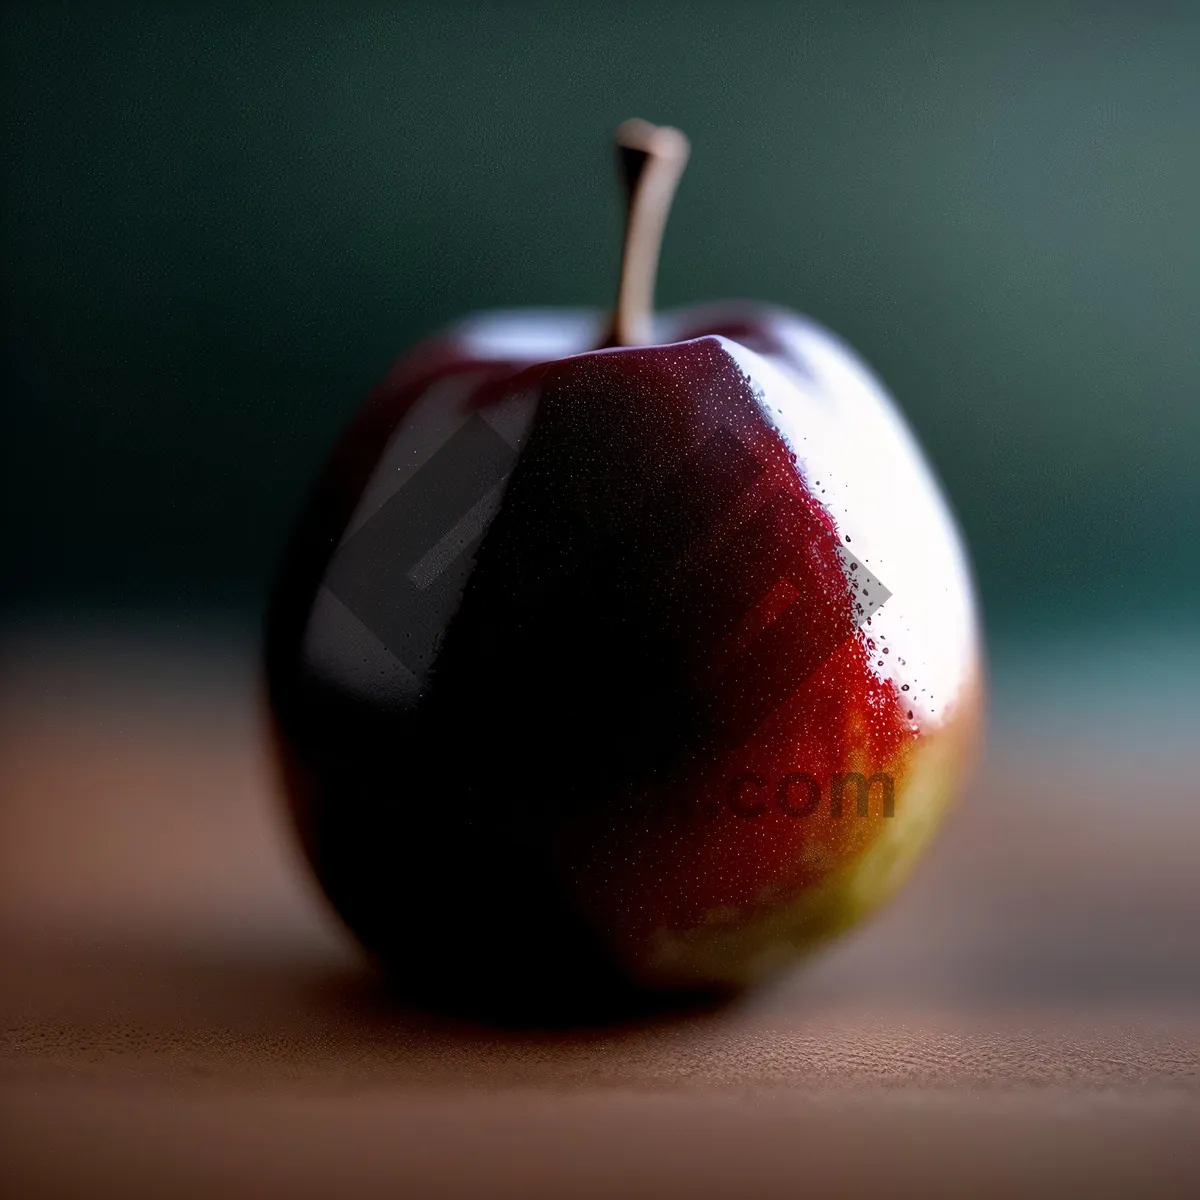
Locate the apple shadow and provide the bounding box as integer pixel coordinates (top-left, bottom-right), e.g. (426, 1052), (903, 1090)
(5, 929), (759, 1092)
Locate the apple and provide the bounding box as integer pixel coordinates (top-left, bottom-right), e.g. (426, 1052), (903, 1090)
(264, 120), (983, 1017)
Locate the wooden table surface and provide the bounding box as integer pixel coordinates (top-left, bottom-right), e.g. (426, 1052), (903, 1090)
(2, 632), (1198, 1198)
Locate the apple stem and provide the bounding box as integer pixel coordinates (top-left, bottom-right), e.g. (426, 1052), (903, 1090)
(605, 119), (691, 347)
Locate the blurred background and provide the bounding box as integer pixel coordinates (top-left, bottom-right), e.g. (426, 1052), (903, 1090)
(3, 5), (1200, 1193)
(3, 0), (1198, 651)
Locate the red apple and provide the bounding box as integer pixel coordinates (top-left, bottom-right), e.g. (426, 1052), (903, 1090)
(265, 121), (983, 1016)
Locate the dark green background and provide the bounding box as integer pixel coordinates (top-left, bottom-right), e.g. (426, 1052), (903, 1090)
(4, 1), (1198, 637)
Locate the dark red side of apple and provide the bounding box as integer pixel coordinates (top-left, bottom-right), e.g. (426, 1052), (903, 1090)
(265, 328), (876, 1018)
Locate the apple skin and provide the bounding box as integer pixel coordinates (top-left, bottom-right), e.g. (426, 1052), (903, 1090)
(265, 301), (983, 1016)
